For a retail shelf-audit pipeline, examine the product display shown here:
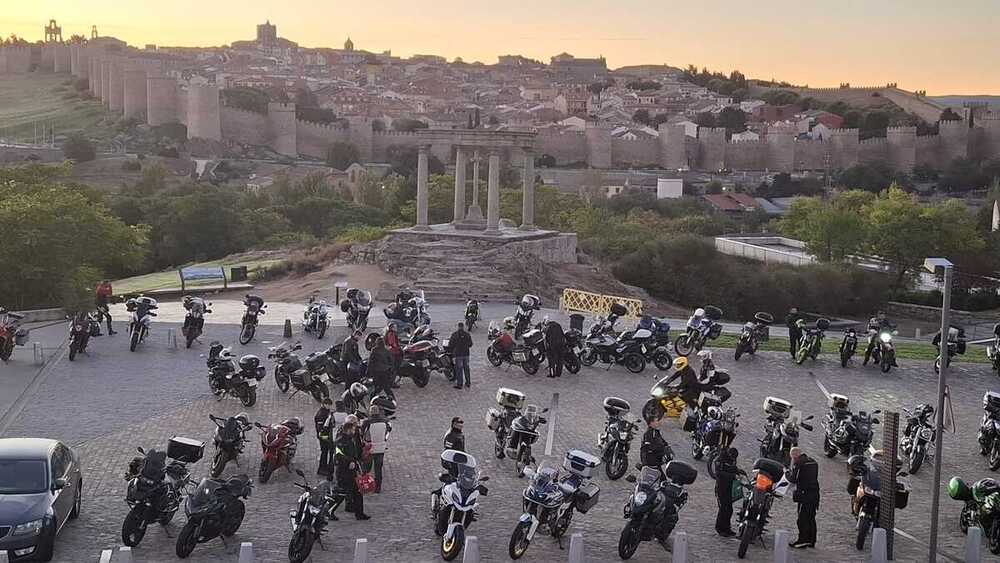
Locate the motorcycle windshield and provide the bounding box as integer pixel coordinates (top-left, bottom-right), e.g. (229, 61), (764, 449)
(221, 419), (242, 441)
(187, 478), (222, 513)
(456, 464), (478, 492)
(638, 466), (660, 488)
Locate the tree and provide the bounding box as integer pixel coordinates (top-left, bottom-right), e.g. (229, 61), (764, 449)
(716, 107), (747, 135)
(325, 142), (360, 170)
(63, 133), (95, 162)
(296, 106), (337, 124)
(221, 87), (270, 114)
(780, 197), (866, 262)
(837, 162), (895, 192)
(940, 108), (963, 121)
(695, 112), (716, 129)
(632, 109), (651, 125)
(536, 154), (556, 168)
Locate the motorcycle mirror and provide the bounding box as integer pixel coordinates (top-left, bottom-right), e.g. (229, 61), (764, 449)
(480, 476), (490, 482)
(295, 469), (306, 478)
(801, 423), (814, 432)
(625, 475), (638, 484)
(136, 446), (145, 454)
(541, 408), (549, 413)
(803, 415), (814, 421)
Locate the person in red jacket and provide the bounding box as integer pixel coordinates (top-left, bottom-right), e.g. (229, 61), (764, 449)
(95, 280), (116, 335)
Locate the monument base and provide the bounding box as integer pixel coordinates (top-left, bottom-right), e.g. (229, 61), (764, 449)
(455, 205), (487, 231)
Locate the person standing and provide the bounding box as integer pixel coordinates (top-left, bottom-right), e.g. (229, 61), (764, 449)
(95, 280), (116, 335)
(384, 323), (402, 386)
(314, 398), (335, 476)
(368, 335), (395, 400)
(448, 322), (473, 389)
(544, 319), (566, 378)
(443, 417), (465, 452)
(715, 447), (744, 537)
(785, 307), (803, 359)
(334, 418), (370, 520)
(341, 330), (364, 387)
(362, 405), (390, 493)
(789, 447), (819, 549)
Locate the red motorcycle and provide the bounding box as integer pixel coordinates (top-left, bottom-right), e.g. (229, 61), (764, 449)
(0, 307), (27, 362)
(254, 418), (303, 484)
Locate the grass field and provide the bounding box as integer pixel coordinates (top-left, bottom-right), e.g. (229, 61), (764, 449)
(0, 73), (111, 142)
(708, 333), (990, 364)
(114, 258), (286, 295)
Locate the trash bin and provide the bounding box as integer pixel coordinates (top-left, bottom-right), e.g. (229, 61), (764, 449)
(230, 266), (248, 282)
(570, 314), (585, 333)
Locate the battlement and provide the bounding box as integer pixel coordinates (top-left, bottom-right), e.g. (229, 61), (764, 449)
(860, 137), (887, 146)
(268, 101), (296, 112)
(830, 128), (861, 135)
(727, 139), (764, 146)
(373, 130), (423, 137)
(297, 118), (348, 131)
(887, 126), (917, 134)
(536, 128), (585, 138)
(699, 127), (727, 137)
(222, 105), (267, 118)
(939, 119), (968, 130)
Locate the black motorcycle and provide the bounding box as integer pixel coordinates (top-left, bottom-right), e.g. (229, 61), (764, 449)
(465, 299), (480, 331)
(980, 391), (1000, 470)
(618, 318), (672, 371)
(839, 327), (859, 368)
(759, 398), (813, 466)
(513, 294), (542, 339)
(704, 407), (740, 480)
(208, 414), (251, 478)
(988, 323), (1000, 376)
(239, 295), (266, 345)
(864, 326), (897, 373)
(848, 455), (909, 550)
(342, 288), (373, 333)
(488, 388), (526, 460)
(181, 296), (211, 349)
(507, 405), (548, 477)
(287, 469), (346, 563)
(618, 461), (697, 560)
(933, 325), (966, 375)
(824, 405), (880, 459)
(121, 438), (202, 547)
(899, 404), (935, 474)
(67, 311), (99, 361)
(734, 312), (772, 361)
(737, 458), (789, 558)
(175, 474), (253, 558)
(207, 343), (265, 407)
(599, 398), (639, 480)
(302, 297), (330, 339)
(580, 312), (646, 374)
(407, 325), (454, 379)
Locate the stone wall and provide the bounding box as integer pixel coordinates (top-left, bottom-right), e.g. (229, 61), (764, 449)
(884, 301), (991, 328)
(887, 126), (917, 172)
(536, 130), (588, 165)
(698, 128), (726, 171)
(725, 140), (766, 170)
(507, 233), (578, 264)
(298, 120), (352, 159)
(267, 102), (298, 156)
(611, 138), (659, 167)
(219, 107), (268, 146)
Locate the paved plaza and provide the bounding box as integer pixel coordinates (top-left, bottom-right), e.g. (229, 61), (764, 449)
(2, 302), (998, 562)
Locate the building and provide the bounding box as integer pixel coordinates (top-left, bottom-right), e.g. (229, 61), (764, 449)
(554, 89), (590, 116)
(550, 52), (608, 78)
(703, 192), (762, 213)
(256, 21), (277, 45)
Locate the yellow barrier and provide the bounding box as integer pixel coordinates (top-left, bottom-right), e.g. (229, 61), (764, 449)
(559, 288), (643, 319)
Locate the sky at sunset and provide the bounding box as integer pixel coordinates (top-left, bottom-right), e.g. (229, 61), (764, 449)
(3, 0), (998, 94)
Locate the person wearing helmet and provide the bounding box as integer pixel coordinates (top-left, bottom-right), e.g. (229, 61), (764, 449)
(667, 356), (708, 410)
(715, 447), (745, 537)
(863, 311), (895, 366)
(639, 407), (674, 473)
(315, 398), (335, 476)
(343, 382), (370, 417)
(334, 417), (370, 520)
(786, 307), (803, 359)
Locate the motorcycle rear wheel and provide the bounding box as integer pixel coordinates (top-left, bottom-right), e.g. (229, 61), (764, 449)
(840, 349), (850, 368)
(734, 342), (744, 361)
(186, 332), (197, 349)
(0, 340), (12, 361)
(175, 520), (199, 558)
(990, 442), (1000, 471)
(653, 349), (672, 370)
(275, 366), (290, 393)
(317, 323), (326, 340)
(508, 520), (532, 560)
(413, 369), (430, 388)
(606, 450), (628, 480)
(618, 520), (642, 560)
(239, 324), (255, 345)
(69, 343), (78, 361)
(288, 526), (315, 563)
(259, 459), (274, 483)
(310, 382), (330, 403)
(706, 450), (720, 480)
(692, 438), (704, 460)
(564, 354), (581, 374)
(580, 347), (598, 367)
(240, 387), (257, 407)
(121, 505), (148, 546)
(990, 520), (1000, 555)
(222, 501), (245, 536)
(623, 353), (645, 374)
(521, 358), (539, 375)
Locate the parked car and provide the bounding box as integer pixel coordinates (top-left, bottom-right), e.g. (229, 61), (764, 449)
(0, 438), (83, 562)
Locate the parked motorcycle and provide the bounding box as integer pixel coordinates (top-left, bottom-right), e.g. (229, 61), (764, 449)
(736, 458), (790, 558)
(839, 327), (859, 368)
(580, 306), (647, 373)
(431, 449), (489, 561)
(705, 407), (740, 480)
(823, 395), (880, 458)
(67, 311), (100, 361)
(486, 320), (547, 375)
(513, 294), (542, 339)
(465, 299), (480, 331)
(341, 288), (372, 333)
(934, 325), (967, 375)
(303, 296), (330, 339)
(181, 295), (212, 348)
(988, 324), (1000, 376)
(848, 454), (909, 550)
(384, 289), (428, 338)
(794, 317), (830, 365)
(620, 316), (673, 371)
(507, 405), (549, 477)
(287, 469), (346, 563)
(254, 417), (304, 483)
(174, 473), (253, 558)
(121, 438), (203, 547)
(618, 461), (697, 560)
(758, 397), (813, 466)
(980, 391), (1000, 471)
(900, 404), (935, 474)
(126, 296), (158, 352)
(734, 312), (773, 361)
(0, 307), (27, 362)
(407, 325), (454, 380)
(949, 476), (1000, 554)
(239, 294), (266, 345)
(674, 305), (723, 357)
(206, 343), (265, 407)
(599, 397), (639, 480)
(208, 413), (251, 478)
(487, 387), (526, 460)
(864, 326), (897, 373)
(508, 450), (601, 559)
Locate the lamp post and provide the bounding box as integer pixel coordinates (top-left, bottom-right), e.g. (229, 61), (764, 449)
(924, 257), (953, 563)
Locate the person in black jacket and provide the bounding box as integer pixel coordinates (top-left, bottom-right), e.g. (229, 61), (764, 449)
(788, 447), (819, 548)
(448, 322), (473, 389)
(715, 447), (745, 537)
(314, 398), (335, 476)
(544, 319), (566, 378)
(334, 419), (370, 520)
(443, 417), (465, 452)
(368, 335), (395, 400)
(639, 410), (674, 472)
(786, 308), (803, 359)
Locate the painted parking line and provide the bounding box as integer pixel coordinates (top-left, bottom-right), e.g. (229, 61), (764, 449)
(544, 392), (558, 456)
(812, 372), (831, 400)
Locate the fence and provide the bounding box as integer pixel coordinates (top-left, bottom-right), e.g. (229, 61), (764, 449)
(559, 288), (643, 319)
(714, 235), (815, 266)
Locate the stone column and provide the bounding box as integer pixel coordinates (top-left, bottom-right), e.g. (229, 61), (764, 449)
(486, 149), (501, 234)
(414, 145), (430, 230)
(452, 146), (467, 224)
(466, 150), (485, 225)
(520, 149), (535, 230)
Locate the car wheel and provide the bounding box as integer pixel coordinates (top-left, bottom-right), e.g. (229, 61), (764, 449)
(34, 519), (56, 561)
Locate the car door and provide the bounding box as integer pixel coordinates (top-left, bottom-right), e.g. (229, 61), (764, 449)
(49, 445), (73, 529)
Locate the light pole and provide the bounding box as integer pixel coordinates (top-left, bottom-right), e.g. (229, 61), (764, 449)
(924, 257), (953, 563)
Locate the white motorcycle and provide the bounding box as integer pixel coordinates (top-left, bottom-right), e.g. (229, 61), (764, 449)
(126, 296), (158, 352)
(431, 450), (489, 561)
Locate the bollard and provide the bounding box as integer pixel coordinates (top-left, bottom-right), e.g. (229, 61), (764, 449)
(353, 538), (368, 563)
(773, 529), (791, 563)
(117, 546), (134, 563)
(568, 532), (584, 563)
(98, 550), (112, 563)
(871, 528), (888, 563)
(914, 328), (921, 339)
(33, 342), (43, 365)
(965, 527), (983, 563)
(284, 319), (293, 339)
(463, 535), (480, 563)
(166, 328), (177, 349)
(671, 531), (688, 563)
(237, 541), (255, 563)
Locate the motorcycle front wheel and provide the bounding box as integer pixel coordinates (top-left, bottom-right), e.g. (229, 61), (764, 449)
(738, 521), (756, 559)
(795, 345), (810, 365)
(508, 520), (532, 560)
(909, 447), (924, 474)
(441, 525), (465, 561)
(121, 506), (148, 546)
(516, 445), (530, 477)
(210, 450), (229, 478)
(990, 442), (1000, 471)
(222, 501), (245, 536)
(275, 366), (290, 393)
(653, 349), (672, 370)
(129, 330), (140, 352)
(259, 459), (274, 483)
(564, 354), (581, 374)
(823, 437), (838, 458)
(486, 346), (503, 367)
(881, 354), (892, 373)
(69, 342), (78, 361)
(239, 323), (255, 345)
(734, 341), (745, 361)
(240, 387), (257, 407)
(186, 331), (197, 349)
(706, 450), (720, 480)
(521, 358), (539, 375)
(674, 333), (694, 357)
(618, 520), (642, 560)
(606, 449), (628, 480)
(623, 353), (645, 374)
(990, 520), (1000, 555)
(288, 526), (315, 563)
(175, 520), (199, 558)
(691, 437), (704, 460)
(580, 346), (598, 367)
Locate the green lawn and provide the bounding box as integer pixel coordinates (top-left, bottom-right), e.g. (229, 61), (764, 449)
(708, 333), (989, 364)
(114, 258), (286, 295)
(0, 73), (112, 142)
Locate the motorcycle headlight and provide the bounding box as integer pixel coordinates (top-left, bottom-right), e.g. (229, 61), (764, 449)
(880, 333), (892, 344)
(618, 431), (628, 440)
(634, 491), (648, 505)
(919, 427), (933, 440)
(12, 518), (44, 536)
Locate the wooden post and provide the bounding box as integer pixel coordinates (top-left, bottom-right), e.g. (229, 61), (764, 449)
(879, 411), (900, 559)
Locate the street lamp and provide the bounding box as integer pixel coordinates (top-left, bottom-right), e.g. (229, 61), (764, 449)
(924, 257), (953, 563)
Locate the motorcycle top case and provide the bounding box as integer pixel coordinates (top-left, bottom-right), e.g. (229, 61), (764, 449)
(985, 391), (1000, 414)
(305, 352), (327, 372)
(815, 318), (831, 331)
(895, 481), (910, 509)
(752, 458), (785, 482)
(704, 305), (723, 321)
(828, 393), (850, 410)
(664, 460), (698, 485)
(609, 302), (628, 317)
(14, 328), (29, 346)
(522, 328), (544, 346)
(166, 436), (205, 463)
(496, 387), (526, 409)
(763, 396), (793, 419)
(563, 450), (601, 478)
(574, 481), (600, 514)
(603, 396), (631, 417)
(754, 312), (774, 324)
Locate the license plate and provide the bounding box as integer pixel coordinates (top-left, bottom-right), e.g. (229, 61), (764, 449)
(513, 352), (527, 362)
(573, 346), (582, 355)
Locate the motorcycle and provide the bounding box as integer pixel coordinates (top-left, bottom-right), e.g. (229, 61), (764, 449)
(486, 320), (549, 375)
(864, 326), (897, 373)
(431, 449), (489, 561)
(384, 290), (428, 338)
(207, 344), (264, 407)
(848, 454), (909, 550)
(487, 387), (526, 460)
(934, 325), (967, 375)
(619, 316), (673, 371)
(580, 309), (647, 374)
(822, 394), (879, 458)
(465, 299), (480, 331)
(239, 294), (266, 345)
(0, 307), (28, 362)
(949, 476), (1000, 554)
(513, 294), (542, 339)
(794, 317), (830, 364)
(899, 404), (935, 474)
(674, 305), (723, 357)
(125, 296), (158, 352)
(254, 417), (304, 483)
(599, 397), (639, 480)
(303, 296), (330, 339)
(734, 312), (773, 361)
(406, 325), (454, 380)
(839, 327), (859, 368)
(507, 405), (549, 477)
(979, 391), (1000, 471)
(988, 324), (1000, 376)
(618, 461), (697, 560)
(341, 288), (372, 333)
(759, 397), (813, 467)
(736, 458), (790, 559)
(287, 469), (346, 563)
(705, 407), (740, 480)
(121, 441), (200, 547)
(181, 295), (211, 349)
(174, 474), (253, 558)
(508, 451), (601, 559)
(67, 311), (100, 361)
(208, 414), (251, 478)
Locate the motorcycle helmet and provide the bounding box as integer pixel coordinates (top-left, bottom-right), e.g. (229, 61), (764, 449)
(238, 354), (261, 371)
(673, 357), (688, 371)
(694, 307), (705, 318)
(847, 454), (866, 474)
(280, 417), (304, 435)
(973, 478), (1000, 503)
(371, 395), (397, 417)
(235, 412), (250, 427)
(340, 299), (351, 312)
(503, 316), (516, 331)
(349, 382), (369, 400)
(182, 295), (193, 309)
(697, 349), (713, 361)
(707, 406), (722, 420)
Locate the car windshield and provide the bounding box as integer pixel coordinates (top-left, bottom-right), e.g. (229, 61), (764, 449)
(0, 460), (48, 494)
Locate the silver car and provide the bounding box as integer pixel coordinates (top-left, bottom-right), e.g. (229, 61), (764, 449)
(0, 439), (82, 562)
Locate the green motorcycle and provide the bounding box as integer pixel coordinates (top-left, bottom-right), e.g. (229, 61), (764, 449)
(948, 476), (1000, 554)
(795, 318), (830, 365)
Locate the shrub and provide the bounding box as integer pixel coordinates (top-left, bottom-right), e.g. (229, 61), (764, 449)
(121, 160), (141, 172)
(333, 225), (388, 244)
(258, 231), (320, 250)
(62, 133), (96, 162)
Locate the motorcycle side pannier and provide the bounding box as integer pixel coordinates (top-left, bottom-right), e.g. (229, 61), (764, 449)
(679, 408), (698, 432)
(574, 481), (600, 514)
(708, 324), (723, 339)
(895, 482), (910, 509)
(753, 458), (785, 482)
(523, 329), (544, 346)
(563, 450), (601, 478)
(305, 353), (327, 373)
(986, 391), (1000, 414)
(603, 396), (631, 417)
(829, 393), (850, 410)
(496, 387), (526, 410)
(609, 302), (628, 317)
(14, 328), (29, 346)
(485, 408), (501, 431)
(167, 436), (205, 463)
(664, 460), (698, 485)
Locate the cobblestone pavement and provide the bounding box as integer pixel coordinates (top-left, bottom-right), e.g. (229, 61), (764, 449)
(3, 304), (999, 562)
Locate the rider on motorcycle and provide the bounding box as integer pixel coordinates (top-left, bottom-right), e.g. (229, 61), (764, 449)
(638, 407), (678, 546)
(666, 357), (709, 409)
(863, 311), (895, 365)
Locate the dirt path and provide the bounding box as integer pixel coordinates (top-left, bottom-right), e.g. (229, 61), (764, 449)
(253, 263), (402, 303)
